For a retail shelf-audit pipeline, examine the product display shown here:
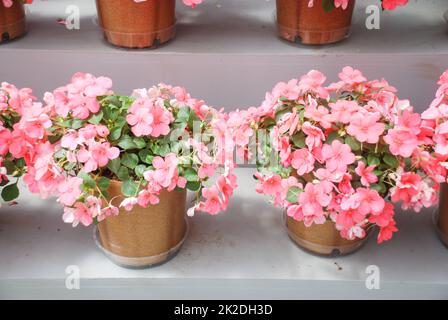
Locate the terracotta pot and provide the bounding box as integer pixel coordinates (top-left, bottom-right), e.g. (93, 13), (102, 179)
(286, 216), (368, 256)
(96, 180), (187, 268)
(276, 0), (355, 45)
(95, 0), (176, 49)
(436, 184), (448, 247)
(0, 1), (26, 44)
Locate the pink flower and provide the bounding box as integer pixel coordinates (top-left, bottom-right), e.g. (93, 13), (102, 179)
(63, 202), (93, 227)
(200, 186), (222, 215)
(378, 220), (398, 243)
(329, 100), (359, 124)
(298, 182), (332, 225)
(382, 0), (408, 11)
(278, 109), (300, 135)
(138, 190), (160, 207)
(182, 0), (202, 8)
(70, 95), (101, 120)
(144, 153), (179, 189)
(384, 128), (419, 157)
(338, 66), (367, 85)
(355, 161), (378, 187)
(321, 140), (355, 172)
(298, 70), (329, 99)
(255, 174), (283, 196)
(150, 103), (174, 137)
(346, 112), (385, 144)
(291, 149), (315, 175)
(120, 197), (138, 212)
(57, 177), (83, 206)
(356, 188), (385, 215)
(302, 121), (325, 150)
(126, 99), (154, 137)
(77, 142), (120, 173)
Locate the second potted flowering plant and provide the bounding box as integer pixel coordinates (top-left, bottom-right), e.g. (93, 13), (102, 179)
(421, 69), (448, 248)
(0, 0), (32, 43)
(276, 0), (408, 45)
(233, 67), (441, 256)
(96, 0), (202, 49)
(1, 82), (49, 205)
(26, 72), (237, 268)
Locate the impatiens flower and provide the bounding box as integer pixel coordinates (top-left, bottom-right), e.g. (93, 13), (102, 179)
(321, 140), (355, 172)
(291, 149), (315, 175)
(384, 128), (419, 158)
(57, 177), (83, 206)
(255, 173), (283, 196)
(144, 153), (179, 189)
(338, 66), (367, 85)
(382, 0), (408, 11)
(63, 202), (93, 227)
(298, 182), (333, 225)
(346, 112), (385, 144)
(355, 161), (378, 187)
(200, 186), (222, 215)
(77, 142), (120, 173)
(329, 100), (359, 124)
(302, 121), (325, 150)
(120, 197), (138, 212)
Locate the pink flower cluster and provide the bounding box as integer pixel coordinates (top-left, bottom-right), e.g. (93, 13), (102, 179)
(240, 67), (441, 244)
(0, 82), (50, 204)
(308, 0), (408, 10)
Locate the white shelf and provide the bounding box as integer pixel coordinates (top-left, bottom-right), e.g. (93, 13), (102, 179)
(0, 0), (447, 111)
(0, 169), (447, 299)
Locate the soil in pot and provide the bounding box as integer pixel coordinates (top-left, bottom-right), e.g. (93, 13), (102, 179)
(0, 1), (26, 44)
(286, 216), (369, 256)
(276, 0), (355, 45)
(436, 184), (448, 247)
(96, 180), (187, 268)
(96, 0), (176, 49)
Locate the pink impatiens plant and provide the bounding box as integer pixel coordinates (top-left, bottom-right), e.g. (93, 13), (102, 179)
(25, 73), (237, 227)
(232, 67), (442, 244)
(308, 0), (408, 11)
(0, 82), (50, 204)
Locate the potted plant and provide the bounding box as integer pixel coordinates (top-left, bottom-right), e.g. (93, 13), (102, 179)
(421, 69), (448, 248)
(96, 0), (202, 49)
(0, 82), (49, 205)
(276, 0), (408, 45)
(232, 67), (440, 256)
(25, 72), (237, 268)
(0, 0), (32, 43)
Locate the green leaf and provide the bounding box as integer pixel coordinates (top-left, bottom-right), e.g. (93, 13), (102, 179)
(184, 168), (199, 182)
(98, 177), (110, 191)
(134, 165), (147, 178)
(176, 107), (190, 123)
(88, 111), (103, 125)
(286, 186), (302, 204)
(71, 119), (84, 130)
(383, 154), (399, 168)
(116, 166), (130, 181)
(133, 137), (146, 149)
(291, 132), (306, 148)
(107, 158), (121, 174)
(109, 126), (122, 141)
(367, 155), (381, 166)
(186, 181), (201, 192)
(78, 172), (96, 189)
(138, 149), (153, 164)
(345, 136), (361, 151)
(326, 131), (342, 144)
(1, 183), (19, 202)
(322, 0), (335, 13)
(121, 153), (139, 169)
(121, 180), (138, 197)
(118, 136), (137, 150)
(371, 183), (386, 194)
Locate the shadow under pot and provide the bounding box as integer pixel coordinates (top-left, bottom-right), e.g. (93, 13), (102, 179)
(436, 184), (448, 247)
(276, 0), (355, 45)
(286, 216), (369, 256)
(95, 180), (188, 269)
(95, 0), (176, 49)
(0, 0), (26, 44)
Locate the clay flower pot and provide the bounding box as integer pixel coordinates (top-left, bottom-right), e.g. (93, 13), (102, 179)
(436, 184), (448, 247)
(95, 0), (176, 49)
(0, 1), (26, 44)
(286, 216), (369, 256)
(95, 180), (188, 268)
(276, 0), (355, 45)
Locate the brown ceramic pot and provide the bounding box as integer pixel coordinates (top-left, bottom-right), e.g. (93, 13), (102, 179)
(276, 0), (355, 45)
(95, 0), (176, 49)
(0, 1), (26, 44)
(97, 180), (187, 268)
(286, 216), (368, 256)
(436, 184), (448, 247)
